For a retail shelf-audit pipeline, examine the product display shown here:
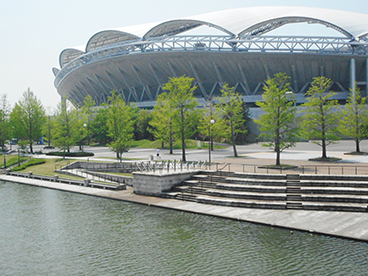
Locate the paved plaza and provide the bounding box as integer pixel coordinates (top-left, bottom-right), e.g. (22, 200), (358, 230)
(33, 140), (368, 166)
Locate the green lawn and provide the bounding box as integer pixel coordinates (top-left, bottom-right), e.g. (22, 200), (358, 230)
(13, 158), (85, 181)
(0, 154), (30, 168)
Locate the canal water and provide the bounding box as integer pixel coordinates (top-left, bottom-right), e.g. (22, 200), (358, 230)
(1, 181), (367, 276)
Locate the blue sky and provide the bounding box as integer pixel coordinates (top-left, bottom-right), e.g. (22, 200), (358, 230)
(0, 0), (367, 109)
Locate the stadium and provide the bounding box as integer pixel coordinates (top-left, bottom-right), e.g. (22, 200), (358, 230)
(53, 6), (368, 110)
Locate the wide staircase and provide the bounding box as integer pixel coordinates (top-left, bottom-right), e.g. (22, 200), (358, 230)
(162, 171), (368, 212)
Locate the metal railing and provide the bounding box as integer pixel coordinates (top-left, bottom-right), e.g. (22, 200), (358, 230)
(135, 160), (206, 173)
(55, 35), (368, 88)
(179, 175), (208, 200)
(7, 171), (124, 190)
(212, 162), (368, 175)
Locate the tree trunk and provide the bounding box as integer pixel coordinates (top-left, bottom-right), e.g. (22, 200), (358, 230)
(276, 149), (281, 166)
(322, 138), (327, 158)
(275, 123), (280, 166)
(169, 123), (173, 154)
(231, 121), (238, 157)
(29, 142), (33, 154)
(356, 139), (360, 153)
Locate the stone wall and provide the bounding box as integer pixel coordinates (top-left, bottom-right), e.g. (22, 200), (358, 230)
(133, 171), (199, 196)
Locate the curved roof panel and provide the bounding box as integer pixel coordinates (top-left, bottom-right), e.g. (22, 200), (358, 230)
(59, 48), (84, 68)
(143, 19), (234, 39)
(238, 16), (353, 38)
(186, 6), (368, 38)
(86, 30), (140, 52)
(58, 6), (368, 68)
(52, 67), (60, 77)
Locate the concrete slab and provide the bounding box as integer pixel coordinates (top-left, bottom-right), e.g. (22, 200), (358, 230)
(1, 174), (368, 242)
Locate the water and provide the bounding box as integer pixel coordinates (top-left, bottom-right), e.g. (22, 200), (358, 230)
(1, 181), (367, 276)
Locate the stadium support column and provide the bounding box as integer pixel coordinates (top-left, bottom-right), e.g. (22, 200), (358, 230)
(350, 58), (356, 102)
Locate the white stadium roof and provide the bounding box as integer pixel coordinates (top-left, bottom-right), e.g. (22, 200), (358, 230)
(60, 6), (368, 68)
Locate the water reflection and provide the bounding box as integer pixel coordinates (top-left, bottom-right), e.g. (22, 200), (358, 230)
(0, 181), (367, 275)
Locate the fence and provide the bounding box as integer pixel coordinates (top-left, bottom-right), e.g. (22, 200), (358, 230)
(7, 171), (125, 190)
(136, 160), (206, 173)
(208, 162), (368, 175)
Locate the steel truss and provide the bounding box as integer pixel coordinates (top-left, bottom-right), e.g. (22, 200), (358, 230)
(55, 35), (368, 88)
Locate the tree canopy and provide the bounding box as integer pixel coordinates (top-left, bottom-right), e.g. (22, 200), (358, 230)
(106, 91), (136, 161)
(300, 76), (340, 159)
(10, 88), (46, 153)
(255, 73), (298, 166)
(216, 83), (248, 157)
(163, 75), (199, 161)
(339, 84), (368, 153)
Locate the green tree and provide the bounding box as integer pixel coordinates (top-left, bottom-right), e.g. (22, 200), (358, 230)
(339, 84), (368, 153)
(236, 101), (251, 144)
(216, 83), (247, 157)
(53, 99), (78, 155)
(10, 88), (46, 153)
(43, 107), (56, 148)
(255, 73), (298, 166)
(90, 105), (110, 145)
(163, 75), (199, 162)
(300, 76), (340, 159)
(198, 97), (223, 151)
(106, 91), (136, 161)
(0, 94), (11, 151)
(83, 95), (96, 145)
(74, 107), (87, 151)
(149, 92), (175, 152)
(134, 109), (153, 141)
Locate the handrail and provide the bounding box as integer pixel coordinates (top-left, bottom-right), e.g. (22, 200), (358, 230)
(180, 175), (209, 200)
(213, 162), (368, 175)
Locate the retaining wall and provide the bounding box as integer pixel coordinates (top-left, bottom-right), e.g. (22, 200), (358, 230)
(133, 171), (200, 196)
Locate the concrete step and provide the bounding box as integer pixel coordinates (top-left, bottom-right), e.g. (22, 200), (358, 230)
(300, 180), (368, 188)
(176, 193), (197, 202)
(220, 177), (287, 186)
(302, 202), (368, 212)
(215, 182), (286, 193)
(287, 194), (302, 201)
(197, 189), (287, 201)
(302, 194), (368, 204)
(301, 187), (368, 195)
(286, 174), (301, 180)
(287, 202), (303, 209)
(195, 195), (287, 210)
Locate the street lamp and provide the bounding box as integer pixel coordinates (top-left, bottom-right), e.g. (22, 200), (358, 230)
(208, 119), (215, 169)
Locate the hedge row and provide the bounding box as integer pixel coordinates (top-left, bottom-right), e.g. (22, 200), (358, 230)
(11, 159), (46, 172)
(45, 151), (94, 157)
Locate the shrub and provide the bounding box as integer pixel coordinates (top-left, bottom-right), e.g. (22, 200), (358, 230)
(11, 159), (46, 171)
(45, 151), (94, 157)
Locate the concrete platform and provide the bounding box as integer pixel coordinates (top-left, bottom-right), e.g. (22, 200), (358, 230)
(1, 174), (368, 242)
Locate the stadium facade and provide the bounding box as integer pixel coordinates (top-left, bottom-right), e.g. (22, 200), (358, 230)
(53, 6), (368, 109)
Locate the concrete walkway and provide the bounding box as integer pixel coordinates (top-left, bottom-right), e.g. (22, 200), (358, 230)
(1, 174), (368, 242)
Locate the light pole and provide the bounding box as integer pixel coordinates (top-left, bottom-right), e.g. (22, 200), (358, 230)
(208, 119), (215, 169)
